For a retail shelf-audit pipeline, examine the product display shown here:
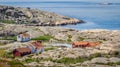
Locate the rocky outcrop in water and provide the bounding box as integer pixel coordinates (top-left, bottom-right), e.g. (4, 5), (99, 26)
(0, 5), (84, 26)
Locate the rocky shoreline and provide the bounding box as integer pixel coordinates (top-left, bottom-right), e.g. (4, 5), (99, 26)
(0, 5), (84, 26)
(0, 5), (120, 67)
(0, 24), (120, 67)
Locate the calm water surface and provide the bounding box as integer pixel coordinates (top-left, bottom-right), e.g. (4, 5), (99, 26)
(0, 1), (120, 30)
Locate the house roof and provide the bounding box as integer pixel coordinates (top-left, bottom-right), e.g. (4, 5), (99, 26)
(15, 48), (31, 53)
(31, 41), (43, 49)
(72, 41), (100, 47)
(89, 42), (100, 46)
(19, 33), (30, 37)
(73, 42), (89, 46)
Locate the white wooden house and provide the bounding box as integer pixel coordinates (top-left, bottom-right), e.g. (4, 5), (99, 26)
(17, 33), (30, 42)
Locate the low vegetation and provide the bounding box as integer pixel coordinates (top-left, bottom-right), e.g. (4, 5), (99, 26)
(0, 49), (5, 57)
(1, 36), (17, 41)
(31, 34), (52, 41)
(96, 62), (120, 66)
(67, 35), (72, 42)
(1, 51), (14, 58)
(110, 51), (120, 56)
(31, 34), (64, 42)
(22, 53), (103, 64)
(25, 58), (36, 63)
(79, 37), (85, 41)
(0, 59), (25, 67)
(44, 47), (56, 51)
(54, 57), (85, 64)
(0, 20), (16, 24)
(9, 60), (25, 67)
(0, 44), (4, 46)
(0, 26), (3, 30)
(68, 35), (72, 38)
(53, 53), (102, 64)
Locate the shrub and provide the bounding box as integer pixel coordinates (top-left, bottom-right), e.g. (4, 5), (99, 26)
(25, 58), (35, 63)
(67, 35), (72, 42)
(116, 62), (120, 65)
(68, 35), (72, 38)
(67, 38), (72, 42)
(79, 37), (85, 41)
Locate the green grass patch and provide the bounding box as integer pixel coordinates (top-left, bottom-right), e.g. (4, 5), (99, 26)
(9, 60), (25, 67)
(0, 20), (16, 24)
(31, 34), (52, 41)
(79, 37), (85, 41)
(68, 35), (72, 38)
(44, 47), (56, 51)
(1, 36), (17, 41)
(67, 35), (72, 42)
(67, 38), (72, 42)
(25, 58), (36, 63)
(24, 57), (41, 63)
(88, 53), (102, 60)
(2, 51), (14, 58)
(0, 59), (25, 67)
(31, 34), (64, 42)
(0, 49), (5, 57)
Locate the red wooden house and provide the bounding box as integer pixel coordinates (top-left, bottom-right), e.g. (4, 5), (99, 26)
(13, 48), (31, 57)
(72, 41), (100, 48)
(13, 40), (44, 57)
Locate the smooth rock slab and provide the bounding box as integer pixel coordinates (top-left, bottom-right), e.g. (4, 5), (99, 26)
(91, 57), (109, 64)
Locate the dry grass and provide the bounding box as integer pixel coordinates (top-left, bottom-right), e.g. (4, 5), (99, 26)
(0, 49), (5, 57)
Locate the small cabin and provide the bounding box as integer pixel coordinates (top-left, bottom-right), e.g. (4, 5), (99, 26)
(72, 41), (100, 48)
(17, 33), (30, 42)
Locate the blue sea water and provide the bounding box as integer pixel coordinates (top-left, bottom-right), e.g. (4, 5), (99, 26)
(0, 1), (120, 30)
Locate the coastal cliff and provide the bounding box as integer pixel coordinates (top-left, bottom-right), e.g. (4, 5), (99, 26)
(0, 5), (84, 26)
